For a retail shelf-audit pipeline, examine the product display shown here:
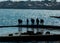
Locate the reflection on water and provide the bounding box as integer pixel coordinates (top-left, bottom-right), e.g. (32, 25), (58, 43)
(0, 9), (60, 35)
(0, 9), (60, 43)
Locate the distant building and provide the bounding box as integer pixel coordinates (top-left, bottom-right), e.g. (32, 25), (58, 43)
(42, 0), (56, 3)
(42, 0), (50, 2)
(45, 0), (49, 2)
(8, 0), (11, 1)
(51, 0), (56, 2)
(28, 0), (31, 1)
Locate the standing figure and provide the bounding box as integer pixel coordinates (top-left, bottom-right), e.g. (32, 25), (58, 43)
(36, 18), (39, 25)
(31, 18), (35, 32)
(40, 19), (44, 25)
(18, 19), (22, 33)
(36, 18), (39, 32)
(26, 19), (29, 32)
(40, 19), (44, 34)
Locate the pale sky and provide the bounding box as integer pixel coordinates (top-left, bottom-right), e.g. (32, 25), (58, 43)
(0, 0), (60, 2)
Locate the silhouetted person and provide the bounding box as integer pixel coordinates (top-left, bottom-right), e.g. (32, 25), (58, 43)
(36, 18), (39, 32)
(36, 18), (39, 25)
(39, 19), (44, 33)
(27, 19), (29, 25)
(40, 19), (44, 25)
(26, 19), (29, 31)
(31, 18), (35, 32)
(18, 19), (22, 33)
(18, 19), (22, 25)
(31, 18), (35, 24)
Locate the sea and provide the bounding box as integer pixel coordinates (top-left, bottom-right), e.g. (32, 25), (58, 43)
(0, 9), (60, 43)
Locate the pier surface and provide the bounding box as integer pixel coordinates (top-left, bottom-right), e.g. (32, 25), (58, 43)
(0, 35), (60, 42)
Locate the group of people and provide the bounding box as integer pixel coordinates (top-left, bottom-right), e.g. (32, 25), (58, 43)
(18, 18), (50, 35)
(18, 18), (44, 32)
(18, 18), (44, 25)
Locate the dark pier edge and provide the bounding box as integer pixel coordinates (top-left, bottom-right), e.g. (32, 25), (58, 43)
(0, 35), (60, 42)
(0, 25), (60, 42)
(1, 25), (60, 29)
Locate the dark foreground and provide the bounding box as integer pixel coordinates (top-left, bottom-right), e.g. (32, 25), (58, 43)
(0, 35), (60, 42)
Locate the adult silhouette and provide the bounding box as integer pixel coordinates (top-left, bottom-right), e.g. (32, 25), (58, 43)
(26, 19), (29, 31)
(18, 19), (22, 24)
(31, 18), (35, 32)
(36, 18), (39, 25)
(36, 18), (39, 32)
(40, 19), (44, 25)
(39, 19), (44, 33)
(27, 19), (29, 25)
(31, 18), (35, 25)
(18, 19), (22, 33)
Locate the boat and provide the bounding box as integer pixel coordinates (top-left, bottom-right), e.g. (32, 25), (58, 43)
(50, 16), (60, 18)
(0, 0), (60, 10)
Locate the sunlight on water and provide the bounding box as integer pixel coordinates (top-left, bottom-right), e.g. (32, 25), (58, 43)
(0, 9), (60, 35)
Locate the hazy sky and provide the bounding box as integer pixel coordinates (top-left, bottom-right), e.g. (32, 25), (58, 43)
(0, 0), (60, 2)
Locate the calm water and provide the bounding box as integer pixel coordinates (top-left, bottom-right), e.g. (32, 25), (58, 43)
(0, 9), (60, 35)
(0, 9), (60, 43)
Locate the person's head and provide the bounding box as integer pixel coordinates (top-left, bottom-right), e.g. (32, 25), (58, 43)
(40, 19), (44, 23)
(27, 19), (29, 22)
(36, 18), (39, 21)
(31, 18), (34, 23)
(18, 19), (22, 24)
